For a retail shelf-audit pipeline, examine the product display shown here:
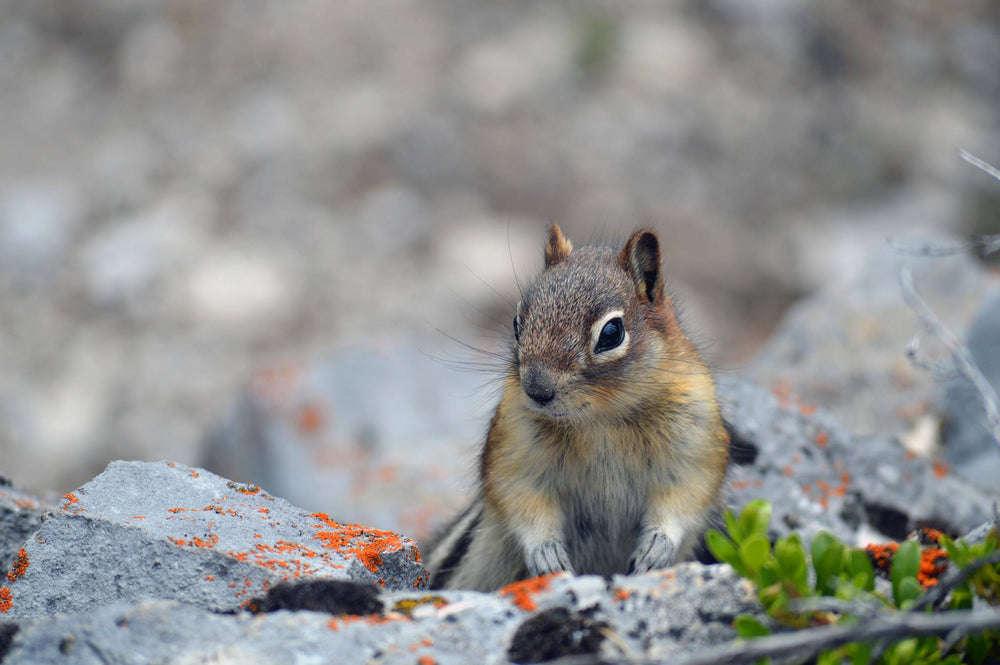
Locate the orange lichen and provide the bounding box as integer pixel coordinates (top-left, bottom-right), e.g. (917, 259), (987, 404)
(917, 528), (944, 546)
(7, 548), (28, 582)
(782, 465), (794, 476)
(131, 515), (147, 520)
(227, 481), (261, 495)
(205, 575), (215, 581)
(932, 459), (950, 479)
(772, 379), (793, 408)
(810, 472), (850, 510)
(500, 573), (558, 612)
(190, 470), (200, 478)
(310, 513), (406, 574)
(797, 399), (817, 417)
(918, 548), (948, 588)
(865, 542), (900, 575)
(418, 657), (437, 665)
(0, 588), (11, 613)
(815, 432), (829, 448)
(865, 540), (949, 590)
(297, 403), (326, 435)
(613, 588), (631, 602)
(192, 534), (220, 549)
(62, 493), (79, 507)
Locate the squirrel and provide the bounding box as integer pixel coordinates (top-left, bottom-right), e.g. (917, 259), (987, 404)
(424, 223), (731, 591)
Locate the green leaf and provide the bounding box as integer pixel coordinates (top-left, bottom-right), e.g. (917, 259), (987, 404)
(847, 642), (872, 665)
(966, 632), (987, 665)
(891, 541), (921, 606)
(847, 549), (874, 591)
(734, 615), (771, 638)
(949, 583), (973, 610)
(758, 560), (781, 588)
(724, 510), (744, 543)
(775, 534), (808, 587)
(705, 529), (740, 568)
(886, 638), (917, 665)
(811, 532), (837, 573)
(740, 533), (772, 575)
(738, 500), (772, 539)
(706, 530), (743, 573)
(814, 536), (846, 595)
(897, 576), (923, 608)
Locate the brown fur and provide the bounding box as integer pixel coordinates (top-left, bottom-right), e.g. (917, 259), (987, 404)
(426, 225), (730, 591)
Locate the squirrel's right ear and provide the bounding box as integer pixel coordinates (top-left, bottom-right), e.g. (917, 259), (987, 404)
(619, 230), (663, 304)
(544, 222), (573, 268)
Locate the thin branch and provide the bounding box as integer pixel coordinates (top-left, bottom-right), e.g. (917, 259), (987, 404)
(961, 149), (1000, 183)
(545, 610), (1000, 665)
(886, 235), (1000, 258)
(786, 596), (888, 619)
(900, 264), (1000, 450)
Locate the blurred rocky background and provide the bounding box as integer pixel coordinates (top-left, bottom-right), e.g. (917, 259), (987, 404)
(1, 0), (999, 502)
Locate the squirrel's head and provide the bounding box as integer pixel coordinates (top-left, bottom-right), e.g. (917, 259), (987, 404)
(511, 223), (684, 423)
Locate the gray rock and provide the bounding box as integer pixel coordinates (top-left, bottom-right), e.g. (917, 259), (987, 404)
(747, 244), (997, 440)
(1, 461), (425, 620)
(202, 344), (493, 541)
(942, 289), (1000, 490)
(720, 374), (999, 547)
(3, 564), (759, 665)
(0, 483), (49, 578)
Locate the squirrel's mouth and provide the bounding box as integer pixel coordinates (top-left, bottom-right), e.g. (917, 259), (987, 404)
(524, 399), (589, 421)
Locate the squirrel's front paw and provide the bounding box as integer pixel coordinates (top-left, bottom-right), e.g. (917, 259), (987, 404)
(629, 529), (678, 574)
(525, 540), (574, 577)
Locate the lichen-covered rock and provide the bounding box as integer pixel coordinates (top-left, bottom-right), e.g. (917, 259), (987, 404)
(0, 461), (425, 620)
(3, 564), (759, 665)
(0, 482), (50, 580)
(720, 375), (999, 547)
(202, 346), (490, 541)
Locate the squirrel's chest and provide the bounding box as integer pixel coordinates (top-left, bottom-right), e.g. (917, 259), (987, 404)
(555, 449), (651, 574)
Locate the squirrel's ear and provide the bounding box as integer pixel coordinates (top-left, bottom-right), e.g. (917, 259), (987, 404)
(544, 222), (573, 268)
(619, 229), (663, 304)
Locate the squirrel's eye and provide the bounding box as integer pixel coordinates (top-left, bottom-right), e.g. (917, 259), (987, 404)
(594, 317), (625, 354)
(513, 315), (521, 343)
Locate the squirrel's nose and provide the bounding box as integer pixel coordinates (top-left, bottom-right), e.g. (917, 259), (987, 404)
(521, 366), (557, 406)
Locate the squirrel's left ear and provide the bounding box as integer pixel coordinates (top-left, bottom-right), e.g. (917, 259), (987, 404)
(619, 230), (663, 304)
(544, 222), (573, 268)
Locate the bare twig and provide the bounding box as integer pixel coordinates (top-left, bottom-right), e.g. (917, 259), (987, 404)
(886, 235), (1000, 258)
(786, 596), (888, 619)
(545, 610), (1000, 665)
(888, 152), (1000, 259)
(961, 149), (1000, 184)
(900, 264), (1000, 450)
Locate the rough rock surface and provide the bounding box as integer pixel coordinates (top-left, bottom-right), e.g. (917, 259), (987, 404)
(719, 375), (999, 546)
(202, 345), (492, 541)
(0, 461), (425, 620)
(3, 565), (759, 665)
(747, 245), (1000, 440)
(0, 484), (49, 579)
(4, 0), (1000, 497)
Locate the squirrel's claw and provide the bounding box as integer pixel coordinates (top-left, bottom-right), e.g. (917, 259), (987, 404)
(629, 529), (677, 574)
(525, 540), (574, 577)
